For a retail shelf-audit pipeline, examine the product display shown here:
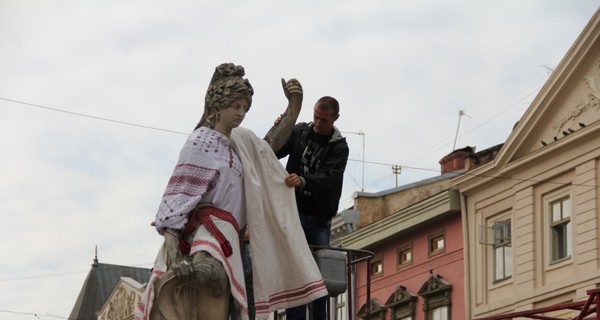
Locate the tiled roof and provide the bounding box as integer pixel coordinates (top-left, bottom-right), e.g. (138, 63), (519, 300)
(68, 258), (151, 320)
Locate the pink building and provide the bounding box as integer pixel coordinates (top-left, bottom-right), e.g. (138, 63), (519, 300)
(337, 156), (468, 320)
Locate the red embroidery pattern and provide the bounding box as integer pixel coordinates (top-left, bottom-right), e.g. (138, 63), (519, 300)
(254, 279), (327, 314)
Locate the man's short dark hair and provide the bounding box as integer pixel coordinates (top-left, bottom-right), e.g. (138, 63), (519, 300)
(316, 96), (339, 116)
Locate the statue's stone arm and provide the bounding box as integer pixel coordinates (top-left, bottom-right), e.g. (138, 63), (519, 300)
(263, 78), (303, 153)
(163, 228), (193, 280)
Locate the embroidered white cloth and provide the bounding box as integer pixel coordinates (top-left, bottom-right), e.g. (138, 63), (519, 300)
(153, 127), (246, 233)
(135, 127), (248, 320)
(134, 220), (246, 320)
(231, 127), (327, 319)
(135, 127), (327, 320)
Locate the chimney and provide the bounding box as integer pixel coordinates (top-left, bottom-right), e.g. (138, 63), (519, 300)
(439, 146), (475, 174)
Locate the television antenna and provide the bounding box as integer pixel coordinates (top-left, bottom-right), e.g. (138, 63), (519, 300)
(452, 110), (471, 150)
(343, 130), (365, 191)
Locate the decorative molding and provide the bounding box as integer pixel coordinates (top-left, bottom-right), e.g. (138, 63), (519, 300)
(550, 61), (600, 141)
(419, 272), (453, 314)
(386, 286), (418, 319)
(98, 278), (143, 320)
(418, 272), (452, 297)
(357, 298), (387, 320)
(386, 285), (417, 307)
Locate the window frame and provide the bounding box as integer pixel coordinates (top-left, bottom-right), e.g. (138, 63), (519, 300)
(418, 273), (452, 320)
(544, 188), (573, 266)
(431, 305), (449, 320)
(334, 292), (347, 320)
(397, 242), (413, 269)
(491, 218), (512, 283)
(370, 255), (384, 278)
(428, 230), (446, 257)
(386, 285), (417, 320)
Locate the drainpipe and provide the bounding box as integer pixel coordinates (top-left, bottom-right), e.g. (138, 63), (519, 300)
(461, 192), (472, 320)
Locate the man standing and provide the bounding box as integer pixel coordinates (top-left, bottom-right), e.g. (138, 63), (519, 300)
(276, 96), (349, 320)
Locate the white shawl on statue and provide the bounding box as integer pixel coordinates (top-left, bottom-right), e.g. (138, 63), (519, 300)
(231, 127), (328, 319)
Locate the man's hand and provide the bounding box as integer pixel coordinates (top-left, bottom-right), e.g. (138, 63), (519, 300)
(284, 173), (302, 188)
(281, 78), (303, 103)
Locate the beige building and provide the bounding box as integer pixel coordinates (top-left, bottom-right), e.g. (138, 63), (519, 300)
(453, 8), (600, 319)
(97, 277), (147, 320)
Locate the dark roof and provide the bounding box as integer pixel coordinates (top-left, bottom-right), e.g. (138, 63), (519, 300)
(69, 258), (151, 320)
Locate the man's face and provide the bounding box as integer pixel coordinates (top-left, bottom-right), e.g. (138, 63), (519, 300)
(312, 104), (339, 136)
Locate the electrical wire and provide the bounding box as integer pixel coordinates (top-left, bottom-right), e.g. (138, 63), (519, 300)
(0, 97), (188, 136)
(399, 71), (548, 166)
(0, 97), (598, 188)
(346, 158), (598, 189)
(0, 309), (133, 320)
(0, 309), (67, 319)
(2, 96), (598, 191)
(1, 93), (598, 320)
(0, 270), (88, 282)
(0, 260), (154, 282)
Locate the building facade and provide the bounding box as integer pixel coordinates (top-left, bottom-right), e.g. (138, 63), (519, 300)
(338, 172), (465, 320)
(453, 8), (600, 319)
(69, 256), (150, 320)
(97, 277), (147, 320)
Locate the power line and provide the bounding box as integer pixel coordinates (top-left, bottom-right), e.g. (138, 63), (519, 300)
(0, 309), (134, 320)
(0, 309), (67, 319)
(345, 157), (599, 189)
(399, 71), (548, 166)
(0, 269), (88, 282)
(0, 260), (154, 282)
(3, 96), (598, 191)
(0, 97), (188, 135)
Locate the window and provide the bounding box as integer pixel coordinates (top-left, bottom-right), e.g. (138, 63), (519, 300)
(418, 273), (452, 320)
(277, 310), (286, 320)
(397, 243), (413, 268)
(479, 214), (513, 282)
(432, 306), (449, 320)
(357, 298), (387, 320)
(370, 256), (383, 277)
(386, 285), (417, 320)
(549, 196), (572, 263)
(429, 231), (446, 256)
(334, 293), (347, 320)
(493, 219), (512, 282)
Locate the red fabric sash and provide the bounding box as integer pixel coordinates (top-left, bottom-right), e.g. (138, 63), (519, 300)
(179, 206), (240, 257)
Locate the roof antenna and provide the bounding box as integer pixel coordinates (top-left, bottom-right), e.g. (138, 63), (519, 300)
(452, 110), (471, 151)
(341, 130), (366, 191)
(93, 245), (99, 264)
(542, 64), (554, 74)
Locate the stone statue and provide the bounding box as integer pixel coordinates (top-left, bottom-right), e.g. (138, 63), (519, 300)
(134, 63), (304, 320)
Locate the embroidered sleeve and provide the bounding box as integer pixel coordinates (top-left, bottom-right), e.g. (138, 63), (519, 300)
(154, 162), (220, 234)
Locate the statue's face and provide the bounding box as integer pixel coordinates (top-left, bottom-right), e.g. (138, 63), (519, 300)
(215, 98), (249, 130)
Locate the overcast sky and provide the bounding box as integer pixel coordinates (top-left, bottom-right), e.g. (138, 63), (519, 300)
(1, 1), (598, 319)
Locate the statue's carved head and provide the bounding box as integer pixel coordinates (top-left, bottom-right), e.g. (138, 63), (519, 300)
(196, 63), (254, 129)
